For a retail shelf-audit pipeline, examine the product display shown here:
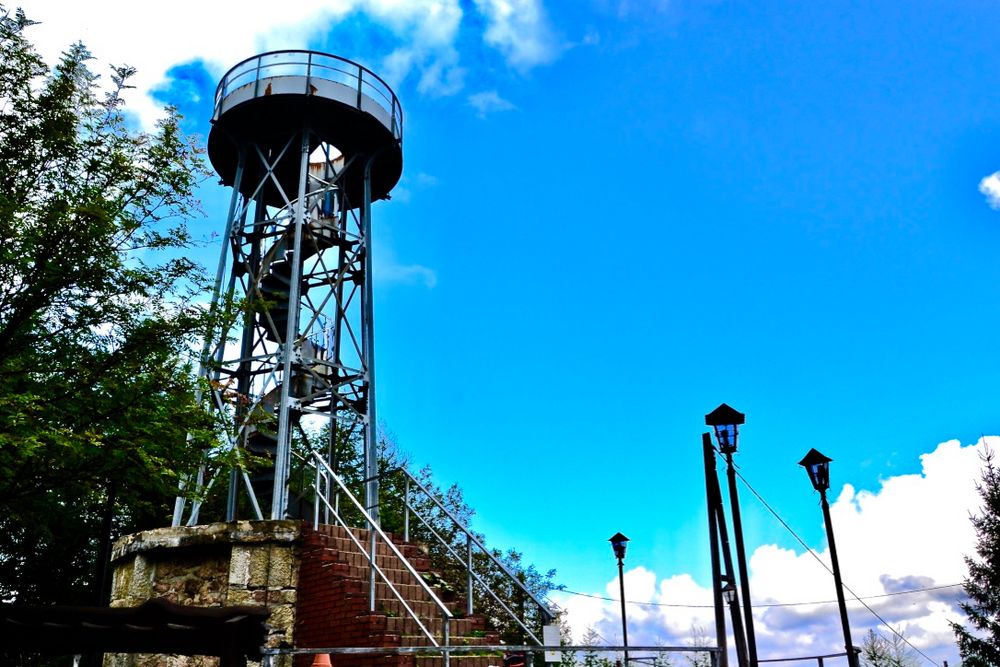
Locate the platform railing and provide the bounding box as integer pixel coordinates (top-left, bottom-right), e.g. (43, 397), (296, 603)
(213, 50), (402, 141)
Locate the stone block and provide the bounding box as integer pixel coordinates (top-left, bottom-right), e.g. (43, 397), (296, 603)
(248, 547), (272, 587)
(129, 554), (153, 602)
(230, 546), (252, 587)
(227, 587), (254, 606)
(268, 547), (296, 588)
(267, 604), (296, 647)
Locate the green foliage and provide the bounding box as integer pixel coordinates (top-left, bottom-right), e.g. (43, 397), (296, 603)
(859, 629), (917, 667)
(952, 450), (1000, 666)
(0, 6), (213, 605)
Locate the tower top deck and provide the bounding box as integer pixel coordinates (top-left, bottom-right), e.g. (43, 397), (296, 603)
(207, 50), (403, 203)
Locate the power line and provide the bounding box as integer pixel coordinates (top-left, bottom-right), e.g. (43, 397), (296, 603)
(551, 582), (962, 610)
(549, 467), (956, 667)
(735, 469), (942, 667)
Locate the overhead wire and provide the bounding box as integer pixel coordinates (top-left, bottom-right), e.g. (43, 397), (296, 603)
(734, 467), (943, 667)
(546, 459), (957, 667)
(550, 582), (962, 610)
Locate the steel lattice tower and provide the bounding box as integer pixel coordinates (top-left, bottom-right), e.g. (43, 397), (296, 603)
(172, 51), (402, 525)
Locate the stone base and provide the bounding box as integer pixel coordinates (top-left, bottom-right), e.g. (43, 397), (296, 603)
(110, 521), (303, 667)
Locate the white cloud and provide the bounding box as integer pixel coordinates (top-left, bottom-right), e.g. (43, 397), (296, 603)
(552, 437), (991, 664)
(15, 0), (466, 126)
(15, 0), (570, 128)
(413, 172), (440, 188)
(374, 247), (437, 288)
(979, 171), (1000, 210)
(468, 90), (517, 117)
(391, 171), (440, 204)
(610, 0), (672, 20)
(472, 0), (560, 70)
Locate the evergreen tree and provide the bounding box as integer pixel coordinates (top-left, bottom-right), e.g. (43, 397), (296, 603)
(859, 629), (917, 667)
(558, 610), (578, 667)
(684, 624), (712, 667)
(653, 638), (674, 667)
(951, 450), (1000, 666)
(581, 626), (613, 667)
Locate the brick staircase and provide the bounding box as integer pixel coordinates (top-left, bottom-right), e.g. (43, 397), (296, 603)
(295, 524), (503, 667)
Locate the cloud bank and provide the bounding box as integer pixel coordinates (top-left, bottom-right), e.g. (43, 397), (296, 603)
(16, 0), (558, 127)
(551, 437), (991, 665)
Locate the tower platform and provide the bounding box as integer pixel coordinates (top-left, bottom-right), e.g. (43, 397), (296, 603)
(207, 51), (403, 207)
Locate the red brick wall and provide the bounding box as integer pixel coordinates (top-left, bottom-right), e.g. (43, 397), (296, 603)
(295, 529), (401, 667)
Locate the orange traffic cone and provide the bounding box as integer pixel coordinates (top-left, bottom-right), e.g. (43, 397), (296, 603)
(310, 653), (332, 667)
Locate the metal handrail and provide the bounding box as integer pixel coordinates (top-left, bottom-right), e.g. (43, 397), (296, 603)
(296, 452), (555, 650)
(400, 467), (557, 635)
(309, 452), (452, 651)
(260, 644), (723, 667)
(407, 502), (543, 644)
(213, 50), (403, 142)
(759, 649), (859, 664)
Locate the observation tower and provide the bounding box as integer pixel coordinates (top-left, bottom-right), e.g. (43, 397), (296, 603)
(173, 51), (402, 525)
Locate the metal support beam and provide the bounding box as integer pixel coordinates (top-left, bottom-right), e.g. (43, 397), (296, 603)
(362, 153), (380, 526)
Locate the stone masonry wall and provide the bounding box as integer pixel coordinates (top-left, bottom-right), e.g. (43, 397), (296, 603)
(108, 521), (303, 667)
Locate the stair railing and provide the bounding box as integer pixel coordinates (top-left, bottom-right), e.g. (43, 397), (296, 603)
(399, 467), (556, 645)
(309, 451), (453, 655)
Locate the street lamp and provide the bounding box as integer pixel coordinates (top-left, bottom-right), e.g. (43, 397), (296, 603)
(705, 404), (757, 667)
(609, 532), (630, 666)
(798, 449), (859, 667)
(720, 579), (748, 667)
(706, 403), (743, 454)
(721, 582), (736, 604)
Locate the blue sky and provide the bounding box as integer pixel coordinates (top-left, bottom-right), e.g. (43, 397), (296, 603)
(19, 0), (1000, 663)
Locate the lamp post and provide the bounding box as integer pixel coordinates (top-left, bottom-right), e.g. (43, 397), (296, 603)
(705, 404), (758, 667)
(799, 449), (859, 667)
(721, 580), (748, 667)
(609, 532), (630, 667)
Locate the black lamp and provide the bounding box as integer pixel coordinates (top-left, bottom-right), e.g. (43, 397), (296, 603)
(609, 532), (629, 561)
(799, 448), (832, 493)
(705, 403), (745, 454)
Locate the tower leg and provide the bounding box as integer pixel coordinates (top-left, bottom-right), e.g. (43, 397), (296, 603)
(362, 154), (380, 525)
(270, 130), (312, 520)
